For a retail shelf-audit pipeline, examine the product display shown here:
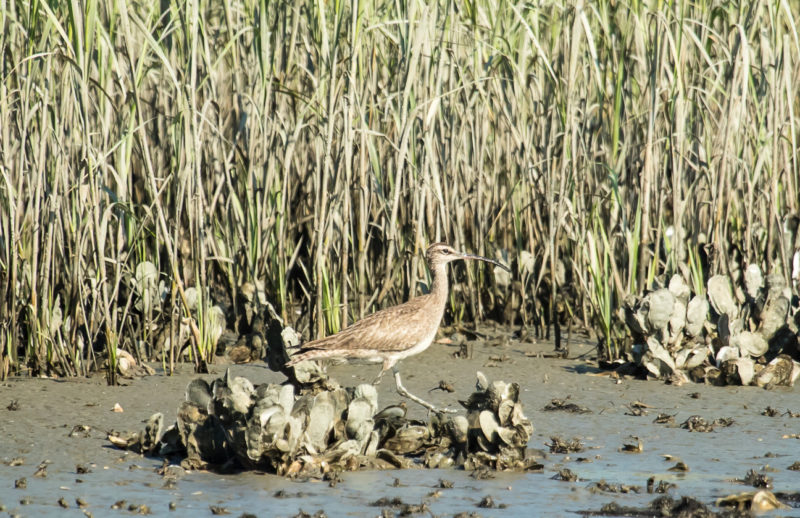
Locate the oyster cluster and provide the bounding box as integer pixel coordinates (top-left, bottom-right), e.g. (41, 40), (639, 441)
(624, 268), (800, 386)
(461, 373), (537, 471)
(111, 370), (537, 476)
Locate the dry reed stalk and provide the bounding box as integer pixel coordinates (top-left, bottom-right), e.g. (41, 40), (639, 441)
(0, 0), (798, 379)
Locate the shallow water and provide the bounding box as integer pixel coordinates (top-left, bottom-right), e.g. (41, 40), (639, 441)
(3, 416), (797, 518)
(2, 340), (800, 516)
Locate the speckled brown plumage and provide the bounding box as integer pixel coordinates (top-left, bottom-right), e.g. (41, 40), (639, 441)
(288, 297), (444, 356)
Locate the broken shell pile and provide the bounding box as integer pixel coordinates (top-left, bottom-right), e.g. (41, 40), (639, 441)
(109, 370), (537, 476)
(623, 268), (800, 386)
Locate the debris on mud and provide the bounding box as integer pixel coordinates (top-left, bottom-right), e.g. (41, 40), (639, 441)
(477, 495), (506, 509)
(435, 380), (455, 393)
(106, 369), (536, 477)
(552, 468), (578, 482)
(579, 496), (718, 517)
(5, 457), (24, 467)
(543, 398), (591, 414)
(547, 436), (584, 453)
(716, 490), (790, 512)
(587, 480), (641, 494)
(620, 270), (800, 387)
(33, 461), (48, 478)
(370, 497), (429, 515)
(290, 511), (328, 518)
(774, 491), (800, 505)
(620, 437), (643, 453)
(646, 477), (676, 494)
(116, 348), (155, 378)
(107, 413), (165, 454)
(761, 406), (780, 417)
(680, 415), (734, 432)
(209, 504), (230, 515)
(653, 413), (676, 425)
(624, 401), (652, 416)
(667, 461), (689, 472)
(732, 469), (772, 489)
(469, 467), (495, 480)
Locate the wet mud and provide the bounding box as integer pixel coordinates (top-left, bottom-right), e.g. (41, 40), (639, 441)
(2, 336), (800, 516)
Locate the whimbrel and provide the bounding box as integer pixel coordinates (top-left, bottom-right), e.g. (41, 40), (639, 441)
(285, 243), (510, 412)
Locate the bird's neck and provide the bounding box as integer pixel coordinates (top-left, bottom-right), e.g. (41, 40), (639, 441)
(430, 262), (449, 304)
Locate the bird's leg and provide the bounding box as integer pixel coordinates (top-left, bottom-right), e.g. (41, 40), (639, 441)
(392, 366), (455, 413)
(372, 367), (386, 385)
(373, 359), (394, 385)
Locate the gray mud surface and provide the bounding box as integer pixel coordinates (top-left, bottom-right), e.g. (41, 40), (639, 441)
(2, 337), (800, 517)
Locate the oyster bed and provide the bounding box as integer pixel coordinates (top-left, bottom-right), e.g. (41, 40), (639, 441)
(623, 268), (800, 386)
(4, 339), (800, 517)
(108, 369), (539, 477)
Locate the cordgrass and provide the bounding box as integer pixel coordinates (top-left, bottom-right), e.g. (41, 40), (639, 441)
(1, 0), (798, 379)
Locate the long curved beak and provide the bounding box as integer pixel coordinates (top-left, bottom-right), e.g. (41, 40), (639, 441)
(460, 252), (511, 272)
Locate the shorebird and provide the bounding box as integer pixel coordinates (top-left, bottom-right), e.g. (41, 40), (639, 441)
(285, 243), (510, 412)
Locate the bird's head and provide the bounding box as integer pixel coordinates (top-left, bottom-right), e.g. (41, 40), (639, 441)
(425, 242), (510, 271)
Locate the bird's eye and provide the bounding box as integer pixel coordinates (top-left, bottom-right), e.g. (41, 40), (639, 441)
(441, 249), (450, 254)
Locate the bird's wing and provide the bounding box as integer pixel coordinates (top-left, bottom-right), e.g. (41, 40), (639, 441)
(299, 297), (442, 353)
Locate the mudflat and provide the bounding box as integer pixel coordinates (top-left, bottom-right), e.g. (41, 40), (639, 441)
(2, 336), (799, 516)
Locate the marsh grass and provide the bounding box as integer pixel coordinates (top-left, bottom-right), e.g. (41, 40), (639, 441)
(1, 0), (798, 379)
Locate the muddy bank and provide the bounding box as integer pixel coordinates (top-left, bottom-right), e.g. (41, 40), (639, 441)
(2, 337), (800, 516)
